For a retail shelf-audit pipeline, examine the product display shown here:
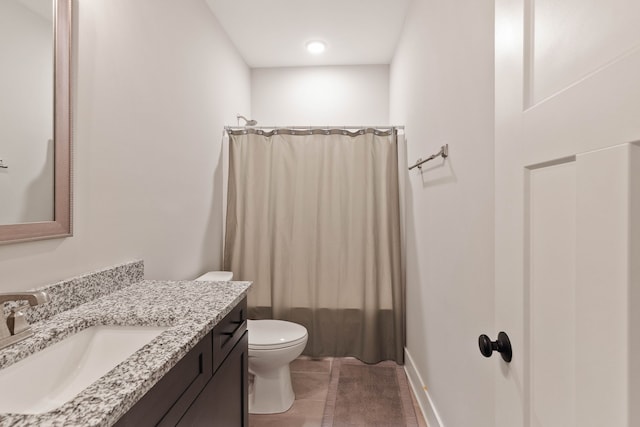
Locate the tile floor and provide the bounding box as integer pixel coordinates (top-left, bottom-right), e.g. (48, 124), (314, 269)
(249, 357), (428, 427)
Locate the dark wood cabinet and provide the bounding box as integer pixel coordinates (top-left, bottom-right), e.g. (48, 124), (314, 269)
(114, 298), (248, 427)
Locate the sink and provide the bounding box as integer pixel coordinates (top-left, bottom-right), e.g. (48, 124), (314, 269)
(0, 325), (167, 414)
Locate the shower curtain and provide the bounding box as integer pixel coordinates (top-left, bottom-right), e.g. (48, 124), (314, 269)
(224, 128), (404, 364)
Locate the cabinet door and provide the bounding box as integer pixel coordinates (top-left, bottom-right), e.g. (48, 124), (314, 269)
(177, 331), (249, 427)
(114, 333), (213, 427)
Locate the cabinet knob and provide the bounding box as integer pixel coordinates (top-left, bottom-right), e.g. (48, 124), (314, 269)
(478, 331), (512, 363)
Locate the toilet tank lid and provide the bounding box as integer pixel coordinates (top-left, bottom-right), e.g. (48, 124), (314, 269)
(195, 271), (233, 281)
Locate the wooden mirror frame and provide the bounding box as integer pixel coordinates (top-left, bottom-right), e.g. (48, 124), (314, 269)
(0, 0), (72, 244)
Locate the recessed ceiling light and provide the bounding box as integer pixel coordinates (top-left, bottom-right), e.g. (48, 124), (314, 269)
(306, 41), (326, 55)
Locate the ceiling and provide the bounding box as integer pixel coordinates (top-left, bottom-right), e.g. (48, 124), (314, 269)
(205, 0), (411, 68)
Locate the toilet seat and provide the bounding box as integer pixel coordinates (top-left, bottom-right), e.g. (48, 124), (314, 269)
(248, 320), (308, 350)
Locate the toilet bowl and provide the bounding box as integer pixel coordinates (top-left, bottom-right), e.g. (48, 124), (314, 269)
(247, 319), (308, 414)
(194, 272), (309, 414)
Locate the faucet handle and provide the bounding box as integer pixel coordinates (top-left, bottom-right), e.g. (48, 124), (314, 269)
(7, 305), (30, 335)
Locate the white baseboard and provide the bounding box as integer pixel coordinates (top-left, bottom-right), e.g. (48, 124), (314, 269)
(404, 348), (445, 427)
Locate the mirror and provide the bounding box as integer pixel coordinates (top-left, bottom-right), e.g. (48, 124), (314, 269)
(0, 0), (72, 244)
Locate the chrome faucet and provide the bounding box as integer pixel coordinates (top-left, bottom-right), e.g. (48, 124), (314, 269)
(0, 292), (49, 350)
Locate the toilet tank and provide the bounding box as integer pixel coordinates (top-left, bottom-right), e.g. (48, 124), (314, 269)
(195, 271), (233, 281)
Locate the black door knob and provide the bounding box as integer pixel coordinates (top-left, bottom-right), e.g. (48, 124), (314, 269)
(478, 331), (512, 363)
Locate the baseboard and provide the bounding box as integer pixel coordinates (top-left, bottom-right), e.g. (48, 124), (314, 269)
(404, 348), (445, 427)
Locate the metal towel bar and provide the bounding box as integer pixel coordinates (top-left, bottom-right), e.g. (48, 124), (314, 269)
(408, 144), (448, 170)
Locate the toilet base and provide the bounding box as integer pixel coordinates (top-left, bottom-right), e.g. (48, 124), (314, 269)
(249, 364), (295, 414)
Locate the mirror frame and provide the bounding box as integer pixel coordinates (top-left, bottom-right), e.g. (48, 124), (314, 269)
(0, 0), (72, 244)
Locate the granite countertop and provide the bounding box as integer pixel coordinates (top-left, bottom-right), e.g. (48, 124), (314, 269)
(0, 278), (251, 427)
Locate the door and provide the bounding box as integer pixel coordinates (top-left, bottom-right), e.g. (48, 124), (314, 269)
(494, 1), (640, 426)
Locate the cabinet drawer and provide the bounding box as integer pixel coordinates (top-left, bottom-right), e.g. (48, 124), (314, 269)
(212, 297), (247, 373)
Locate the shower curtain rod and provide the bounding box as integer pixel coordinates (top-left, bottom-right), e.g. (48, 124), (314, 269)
(225, 125), (405, 132)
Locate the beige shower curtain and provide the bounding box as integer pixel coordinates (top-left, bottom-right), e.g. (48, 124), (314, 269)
(224, 128), (404, 363)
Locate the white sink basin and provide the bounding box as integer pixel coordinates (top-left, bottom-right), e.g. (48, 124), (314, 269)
(0, 325), (167, 414)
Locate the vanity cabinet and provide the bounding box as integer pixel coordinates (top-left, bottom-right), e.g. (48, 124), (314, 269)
(114, 298), (248, 427)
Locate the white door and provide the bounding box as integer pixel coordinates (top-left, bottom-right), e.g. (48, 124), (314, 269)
(494, 1), (640, 426)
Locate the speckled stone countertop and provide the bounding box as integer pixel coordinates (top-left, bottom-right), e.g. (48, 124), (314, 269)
(0, 271), (251, 426)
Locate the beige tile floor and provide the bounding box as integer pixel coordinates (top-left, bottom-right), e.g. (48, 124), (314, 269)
(249, 357), (428, 427)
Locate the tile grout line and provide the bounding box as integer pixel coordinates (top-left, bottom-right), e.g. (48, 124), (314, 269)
(321, 357), (342, 427)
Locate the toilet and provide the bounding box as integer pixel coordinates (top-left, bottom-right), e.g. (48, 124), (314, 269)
(246, 319), (308, 414)
(195, 271), (308, 414)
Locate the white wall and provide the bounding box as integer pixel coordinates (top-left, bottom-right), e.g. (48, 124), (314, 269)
(0, 1), (54, 224)
(390, 0), (495, 426)
(251, 65), (389, 125)
(0, 0), (250, 290)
